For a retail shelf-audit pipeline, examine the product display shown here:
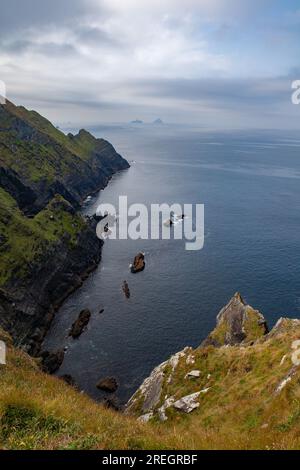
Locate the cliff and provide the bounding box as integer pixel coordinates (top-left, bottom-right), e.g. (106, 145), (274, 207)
(0, 100), (129, 352)
(0, 100), (129, 214)
(1, 294), (300, 449)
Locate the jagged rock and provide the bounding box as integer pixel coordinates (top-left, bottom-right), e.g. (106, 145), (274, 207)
(41, 349), (64, 374)
(122, 281), (130, 299)
(96, 376), (118, 393)
(267, 318), (300, 339)
(173, 392), (201, 413)
(185, 370), (201, 379)
(131, 253), (145, 273)
(69, 309), (91, 339)
(202, 292), (268, 347)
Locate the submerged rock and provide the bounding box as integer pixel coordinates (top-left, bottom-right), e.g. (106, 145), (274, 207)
(69, 309), (91, 339)
(41, 349), (64, 374)
(96, 376), (118, 393)
(122, 281), (130, 299)
(131, 253), (145, 273)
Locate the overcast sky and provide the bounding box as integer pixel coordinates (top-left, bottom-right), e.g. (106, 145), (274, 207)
(1, 0), (300, 128)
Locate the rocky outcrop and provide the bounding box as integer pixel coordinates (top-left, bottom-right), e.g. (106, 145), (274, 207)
(125, 347), (191, 416)
(130, 253), (145, 273)
(173, 392), (201, 413)
(69, 309), (91, 339)
(202, 292), (268, 347)
(122, 281), (130, 299)
(125, 294), (270, 422)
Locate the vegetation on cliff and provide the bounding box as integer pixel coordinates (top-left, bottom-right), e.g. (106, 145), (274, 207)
(0, 100), (129, 213)
(1, 295), (300, 449)
(0, 99), (129, 349)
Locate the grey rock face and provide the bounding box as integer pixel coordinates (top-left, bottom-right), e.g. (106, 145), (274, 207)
(173, 392), (201, 413)
(0, 220), (103, 355)
(202, 292), (268, 347)
(125, 347), (191, 415)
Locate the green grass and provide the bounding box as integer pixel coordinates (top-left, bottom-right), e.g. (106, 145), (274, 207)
(0, 188), (86, 285)
(0, 100), (110, 185)
(1, 320), (300, 449)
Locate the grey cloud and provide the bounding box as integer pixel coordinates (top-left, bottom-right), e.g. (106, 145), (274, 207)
(1, 39), (77, 56)
(133, 77), (292, 108)
(74, 24), (122, 48)
(0, 0), (97, 35)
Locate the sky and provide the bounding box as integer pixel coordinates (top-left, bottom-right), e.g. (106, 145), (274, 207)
(0, 0), (300, 128)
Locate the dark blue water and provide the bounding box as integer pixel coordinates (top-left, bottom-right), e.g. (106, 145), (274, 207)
(43, 126), (300, 404)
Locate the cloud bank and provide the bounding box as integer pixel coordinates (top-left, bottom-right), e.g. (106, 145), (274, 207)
(0, 0), (299, 128)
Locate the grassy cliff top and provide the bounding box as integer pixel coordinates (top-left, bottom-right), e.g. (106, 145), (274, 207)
(0, 101), (100, 184)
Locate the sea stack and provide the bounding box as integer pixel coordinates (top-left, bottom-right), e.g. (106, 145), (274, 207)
(131, 253), (145, 273)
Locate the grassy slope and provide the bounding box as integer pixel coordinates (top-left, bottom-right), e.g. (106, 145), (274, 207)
(1, 320), (300, 449)
(0, 187), (86, 286)
(0, 328), (176, 450)
(0, 100), (112, 184)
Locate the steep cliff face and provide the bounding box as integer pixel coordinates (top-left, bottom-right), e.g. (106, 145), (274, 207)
(0, 100), (129, 214)
(0, 100), (129, 352)
(0, 196), (103, 354)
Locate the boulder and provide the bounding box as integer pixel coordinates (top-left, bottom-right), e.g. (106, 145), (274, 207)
(173, 392), (200, 413)
(131, 253), (145, 273)
(41, 349), (64, 374)
(96, 376), (118, 393)
(185, 370), (201, 379)
(69, 309), (91, 338)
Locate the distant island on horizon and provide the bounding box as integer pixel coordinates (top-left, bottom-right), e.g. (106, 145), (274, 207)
(130, 118), (164, 125)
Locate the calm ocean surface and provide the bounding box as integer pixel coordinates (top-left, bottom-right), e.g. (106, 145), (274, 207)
(43, 126), (300, 404)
